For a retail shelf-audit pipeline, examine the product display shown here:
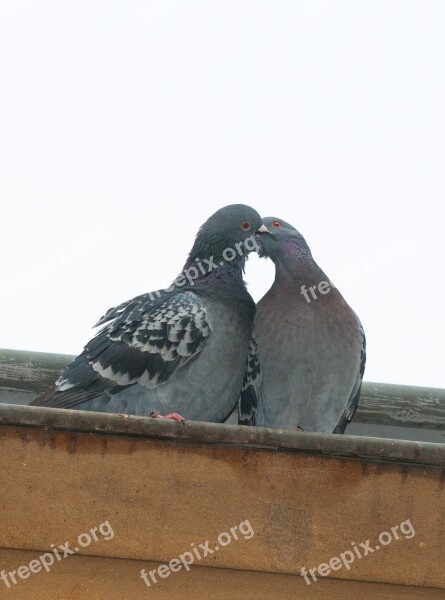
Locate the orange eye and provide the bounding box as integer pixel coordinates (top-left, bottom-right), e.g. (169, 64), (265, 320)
(272, 220), (282, 228)
(241, 222), (251, 231)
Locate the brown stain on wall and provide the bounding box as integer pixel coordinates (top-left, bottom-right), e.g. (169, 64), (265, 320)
(0, 425), (443, 590)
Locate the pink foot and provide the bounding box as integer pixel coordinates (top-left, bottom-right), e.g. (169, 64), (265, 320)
(149, 411), (186, 423)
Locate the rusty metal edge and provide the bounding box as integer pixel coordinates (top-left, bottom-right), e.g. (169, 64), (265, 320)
(0, 403), (444, 467)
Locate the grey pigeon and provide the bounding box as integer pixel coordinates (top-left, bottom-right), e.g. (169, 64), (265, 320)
(31, 204), (266, 423)
(239, 217), (366, 433)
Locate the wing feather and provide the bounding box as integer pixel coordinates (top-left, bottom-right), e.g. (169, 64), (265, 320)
(31, 290), (212, 409)
(238, 331), (262, 426)
(333, 319), (366, 434)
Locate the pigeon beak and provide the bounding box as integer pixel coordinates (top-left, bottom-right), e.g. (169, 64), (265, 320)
(255, 224), (270, 235)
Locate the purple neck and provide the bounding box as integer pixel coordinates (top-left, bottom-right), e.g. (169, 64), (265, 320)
(272, 241), (327, 286)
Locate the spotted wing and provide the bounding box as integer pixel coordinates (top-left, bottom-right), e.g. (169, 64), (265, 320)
(31, 291), (212, 409)
(238, 331), (262, 426)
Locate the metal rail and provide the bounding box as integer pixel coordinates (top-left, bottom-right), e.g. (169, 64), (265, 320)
(1, 347), (445, 441)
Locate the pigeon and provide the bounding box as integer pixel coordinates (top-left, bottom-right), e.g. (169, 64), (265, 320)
(31, 204), (267, 423)
(239, 217), (366, 433)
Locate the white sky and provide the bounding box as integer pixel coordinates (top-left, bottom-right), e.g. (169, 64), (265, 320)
(0, 1), (444, 388)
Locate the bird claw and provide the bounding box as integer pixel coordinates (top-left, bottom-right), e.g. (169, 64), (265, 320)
(149, 411), (186, 424)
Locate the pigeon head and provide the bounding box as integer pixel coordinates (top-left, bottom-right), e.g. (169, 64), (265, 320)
(186, 204), (265, 270)
(255, 216), (312, 262)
